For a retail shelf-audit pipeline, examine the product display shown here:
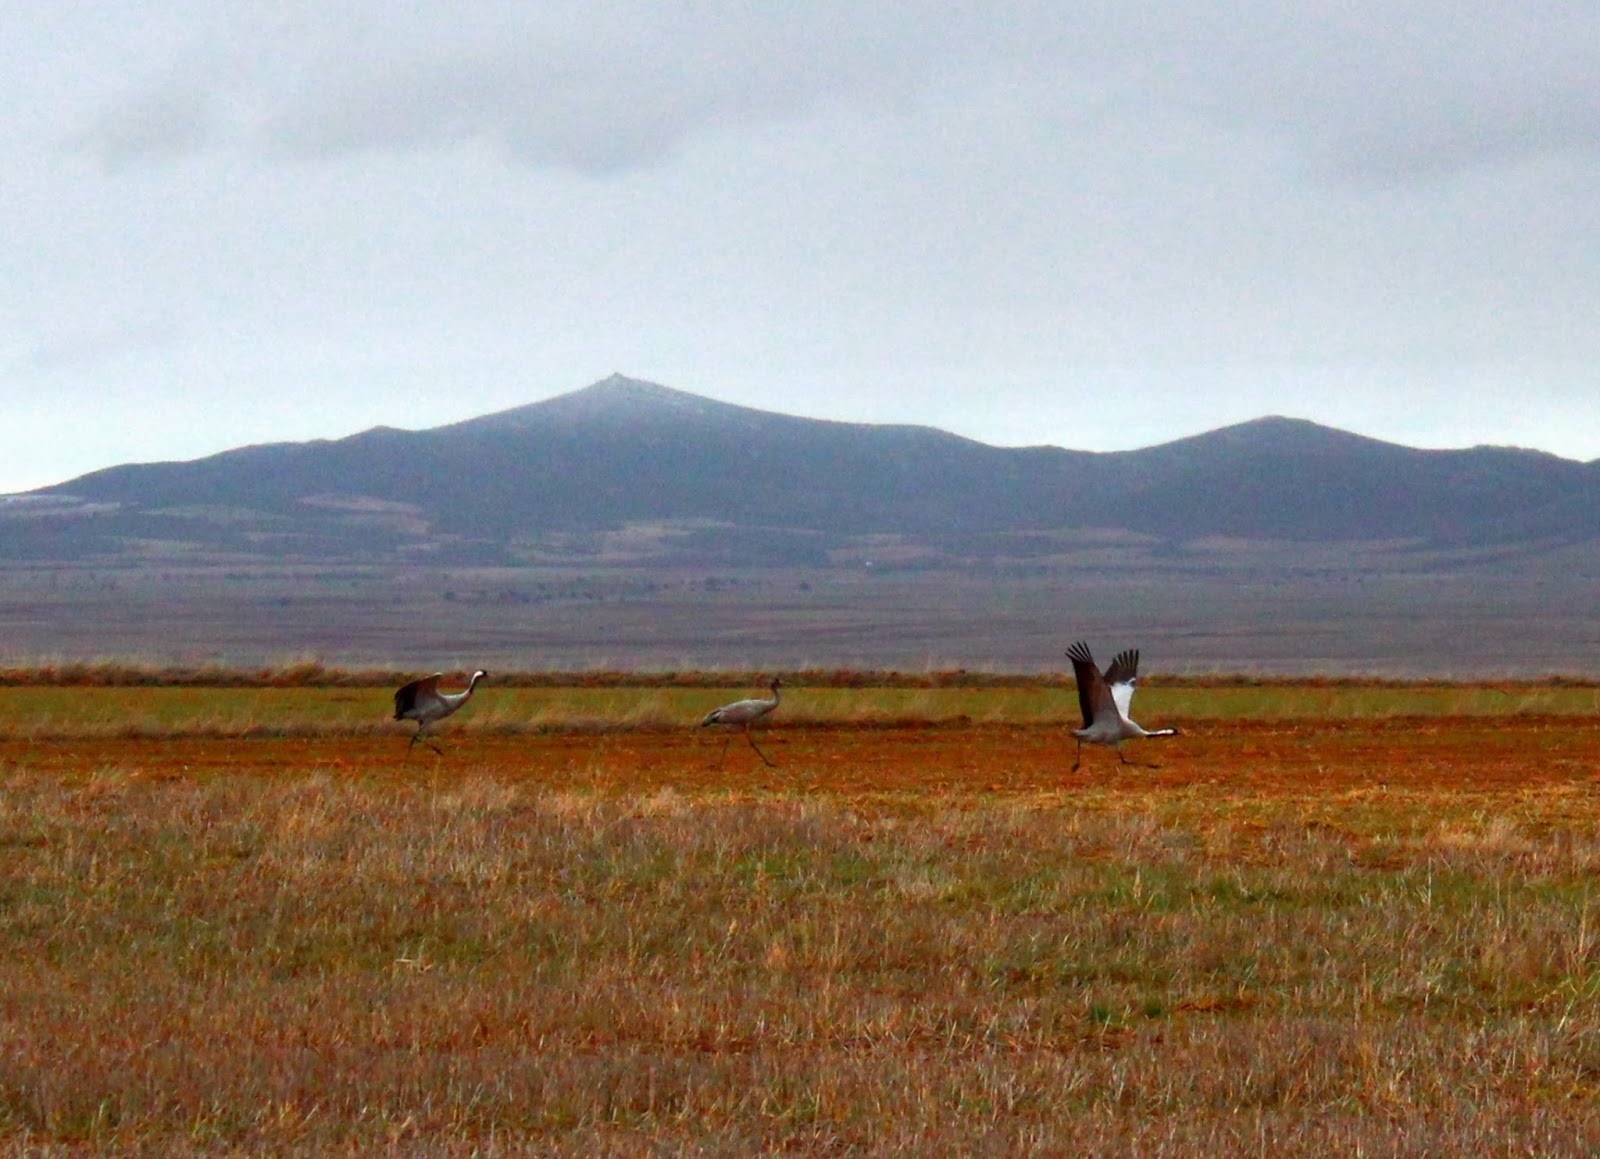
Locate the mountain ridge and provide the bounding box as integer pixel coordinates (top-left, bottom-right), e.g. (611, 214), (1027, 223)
(7, 375), (1598, 566)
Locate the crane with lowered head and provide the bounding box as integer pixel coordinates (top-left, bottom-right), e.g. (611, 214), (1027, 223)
(700, 677), (782, 767)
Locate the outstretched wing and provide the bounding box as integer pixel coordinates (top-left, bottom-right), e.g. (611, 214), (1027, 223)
(1066, 640), (1115, 728)
(1103, 648), (1140, 719)
(393, 680), (419, 719)
(393, 673), (440, 720)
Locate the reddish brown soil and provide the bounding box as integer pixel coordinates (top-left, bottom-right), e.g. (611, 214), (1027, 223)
(9, 717), (1598, 798)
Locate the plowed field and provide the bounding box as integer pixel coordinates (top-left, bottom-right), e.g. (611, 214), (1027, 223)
(11, 714), (1598, 799)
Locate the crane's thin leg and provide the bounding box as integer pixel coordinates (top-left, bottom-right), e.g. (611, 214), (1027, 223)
(1071, 737), (1083, 772)
(745, 728), (775, 768)
(714, 732), (732, 768)
(408, 726), (444, 757)
(1117, 748), (1158, 770)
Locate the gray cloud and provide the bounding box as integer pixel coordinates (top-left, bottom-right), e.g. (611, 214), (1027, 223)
(7, 321), (182, 377)
(1135, 4), (1600, 181)
(72, 81), (217, 170)
(72, 4), (952, 173)
(66, 5), (1600, 181)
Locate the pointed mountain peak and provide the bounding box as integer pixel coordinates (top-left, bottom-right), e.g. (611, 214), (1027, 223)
(439, 374), (753, 434)
(556, 374), (726, 416)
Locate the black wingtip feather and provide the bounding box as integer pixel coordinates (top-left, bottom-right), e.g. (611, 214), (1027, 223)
(1104, 648), (1141, 686)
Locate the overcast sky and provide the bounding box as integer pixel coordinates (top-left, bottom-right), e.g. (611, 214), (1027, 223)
(4, 3), (1598, 494)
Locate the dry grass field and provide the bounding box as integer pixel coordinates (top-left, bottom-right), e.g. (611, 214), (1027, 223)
(3, 677), (1600, 1154)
